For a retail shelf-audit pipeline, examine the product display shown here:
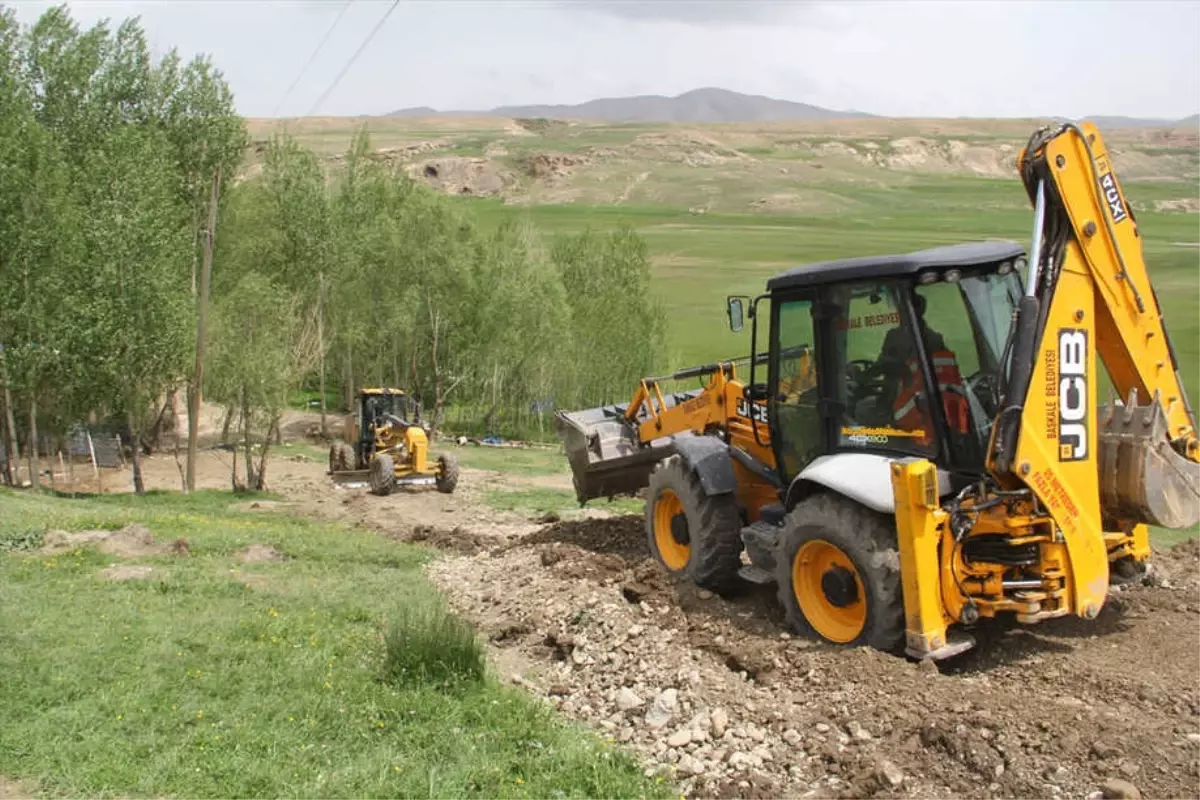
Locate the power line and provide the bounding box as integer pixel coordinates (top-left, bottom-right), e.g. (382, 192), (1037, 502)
(306, 0), (400, 117)
(273, 0), (356, 117)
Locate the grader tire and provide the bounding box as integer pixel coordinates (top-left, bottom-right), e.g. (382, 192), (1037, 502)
(329, 444), (342, 473)
(775, 493), (904, 653)
(369, 454), (396, 496)
(644, 455), (742, 595)
(435, 453), (459, 494)
(337, 443), (355, 471)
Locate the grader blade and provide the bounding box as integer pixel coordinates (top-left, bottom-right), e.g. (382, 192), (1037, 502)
(554, 389), (703, 504)
(329, 469), (371, 488)
(1098, 393), (1200, 529)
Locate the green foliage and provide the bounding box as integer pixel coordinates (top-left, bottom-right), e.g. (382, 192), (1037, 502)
(382, 599), (486, 688)
(0, 487), (671, 800)
(0, 5), (247, 485)
(553, 226), (667, 405)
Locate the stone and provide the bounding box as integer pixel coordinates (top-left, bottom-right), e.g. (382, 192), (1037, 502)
(668, 729), (693, 748)
(847, 720), (873, 741)
(678, 754), (705, 776)
(746, 723), (767, 743)
(783, 729), (803, 746)
(1044, 765), (1070, 785)
(711, 708), (730, 737)
(696, 589), (714, 600)
(815, 722), (831, 734)
(645, 688), (679, 729)
(616, 687), (644, 711)
(1100, 778), (1142, 800)
(876, 759), (905, 788)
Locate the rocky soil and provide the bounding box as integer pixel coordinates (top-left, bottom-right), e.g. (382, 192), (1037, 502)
(428, 517), (1200, 800)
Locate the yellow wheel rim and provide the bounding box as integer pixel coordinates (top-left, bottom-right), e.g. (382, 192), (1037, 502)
(652, 489), (690, 571)
(793, 539), (867, 643)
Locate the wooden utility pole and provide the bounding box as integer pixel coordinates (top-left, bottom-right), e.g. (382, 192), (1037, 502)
(186, 166), (221, 492)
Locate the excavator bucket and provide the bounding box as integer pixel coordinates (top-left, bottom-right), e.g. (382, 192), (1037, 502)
(555, 389), (703, 504)
(1098, 394), (1200, 530)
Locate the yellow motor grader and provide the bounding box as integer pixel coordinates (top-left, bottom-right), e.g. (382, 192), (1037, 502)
(328, 388), (458, 496)
(555, 121), (1199, 660)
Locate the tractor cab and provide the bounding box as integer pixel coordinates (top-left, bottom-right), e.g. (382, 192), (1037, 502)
(730, 241), (1026, 485)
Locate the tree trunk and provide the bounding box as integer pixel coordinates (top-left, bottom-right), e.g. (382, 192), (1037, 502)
(27, 392), (39, 490)
(318, 271), (327, 437)
(241, 388), (254, 490)
(127, 406), (144, 495)
(187, 165), (221, 493)
(221, 406), (234, 444)
(255, 416), (278, 491)
(0, 355), (18, 486)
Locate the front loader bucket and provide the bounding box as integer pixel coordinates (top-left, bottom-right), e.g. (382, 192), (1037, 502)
(554, 389), (703, 504)
(1099, 396), (1200, 530)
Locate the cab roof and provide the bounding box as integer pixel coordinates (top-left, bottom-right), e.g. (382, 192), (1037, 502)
(766, 240), (1026, 292)
(360, 387), (406, 396)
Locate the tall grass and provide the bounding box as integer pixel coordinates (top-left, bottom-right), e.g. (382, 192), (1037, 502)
(383, 600), (486, 688)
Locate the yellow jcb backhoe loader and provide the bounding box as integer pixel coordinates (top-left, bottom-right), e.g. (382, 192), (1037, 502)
(329, 388), (459, 496)
(555, 121), (1199, 660)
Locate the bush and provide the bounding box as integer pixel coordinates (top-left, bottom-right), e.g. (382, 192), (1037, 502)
(382, 600), (485, 688)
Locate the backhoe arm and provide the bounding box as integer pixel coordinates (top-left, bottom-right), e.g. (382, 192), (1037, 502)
(991, 122), (1199, 544)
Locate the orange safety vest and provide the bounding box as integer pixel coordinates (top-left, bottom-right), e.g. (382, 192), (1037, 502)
(892, 350), (969, 444)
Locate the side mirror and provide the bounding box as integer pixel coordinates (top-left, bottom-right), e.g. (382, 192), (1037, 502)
(727, 296), (748, 332)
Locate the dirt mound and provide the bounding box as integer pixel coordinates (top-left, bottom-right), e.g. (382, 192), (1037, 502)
(527, 152), (590, 180)
(407, 157), (507, 197)
(41, 523), (166, 558)
(394, 524), (491, 556)
(427, 514), (1200, 800)
(235, 544), (287, 564)
(1148, 537), (1200, 591)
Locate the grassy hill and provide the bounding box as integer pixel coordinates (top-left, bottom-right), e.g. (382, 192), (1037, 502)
(247, 114), (1200, 400)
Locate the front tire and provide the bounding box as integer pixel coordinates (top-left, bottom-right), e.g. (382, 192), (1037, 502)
(370, 454), (396, 496)
(775, 493), (904, 653)
(644, 455), (742, 594)
(435, 453), (459, 494)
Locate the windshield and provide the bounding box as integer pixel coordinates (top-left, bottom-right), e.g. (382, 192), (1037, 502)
(914, 270), (1023, 467)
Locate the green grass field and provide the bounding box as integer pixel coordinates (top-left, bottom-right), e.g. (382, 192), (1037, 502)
(0, 489), (668, 800)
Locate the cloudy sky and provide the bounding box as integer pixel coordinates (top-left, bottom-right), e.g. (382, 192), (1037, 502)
(8, 0), (1199, 120)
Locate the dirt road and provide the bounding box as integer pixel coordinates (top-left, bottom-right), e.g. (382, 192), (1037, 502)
(82, 439), (1200, 800)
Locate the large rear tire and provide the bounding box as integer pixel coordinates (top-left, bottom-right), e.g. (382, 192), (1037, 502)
(369, 454), (396, 496)
(775, 493), (904, 653)
(644, 455), (742, 594)
(435, 453), (459, 494)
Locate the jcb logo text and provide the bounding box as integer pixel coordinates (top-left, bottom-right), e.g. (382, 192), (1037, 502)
(1099, 172), (1128, 224)
(1058, 329), (1088, 461)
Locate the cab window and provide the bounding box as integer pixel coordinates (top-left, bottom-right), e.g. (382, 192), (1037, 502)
(823, 281), (937, 457)
(771, 297), (821, 480)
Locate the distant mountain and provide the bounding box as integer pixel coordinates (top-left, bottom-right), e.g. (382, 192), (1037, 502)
(387, 87), (872, 123)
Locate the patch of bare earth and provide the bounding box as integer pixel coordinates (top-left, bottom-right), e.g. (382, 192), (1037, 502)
(236, 544), (287, 564)
(0, 777), (32, 800)
(41, 523), (167, 558)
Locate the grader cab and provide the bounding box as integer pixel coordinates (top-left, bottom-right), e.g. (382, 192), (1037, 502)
(328, 388), (459, 496)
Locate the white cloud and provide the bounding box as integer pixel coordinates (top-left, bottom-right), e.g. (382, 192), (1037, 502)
(5, 0), (1197, 119)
